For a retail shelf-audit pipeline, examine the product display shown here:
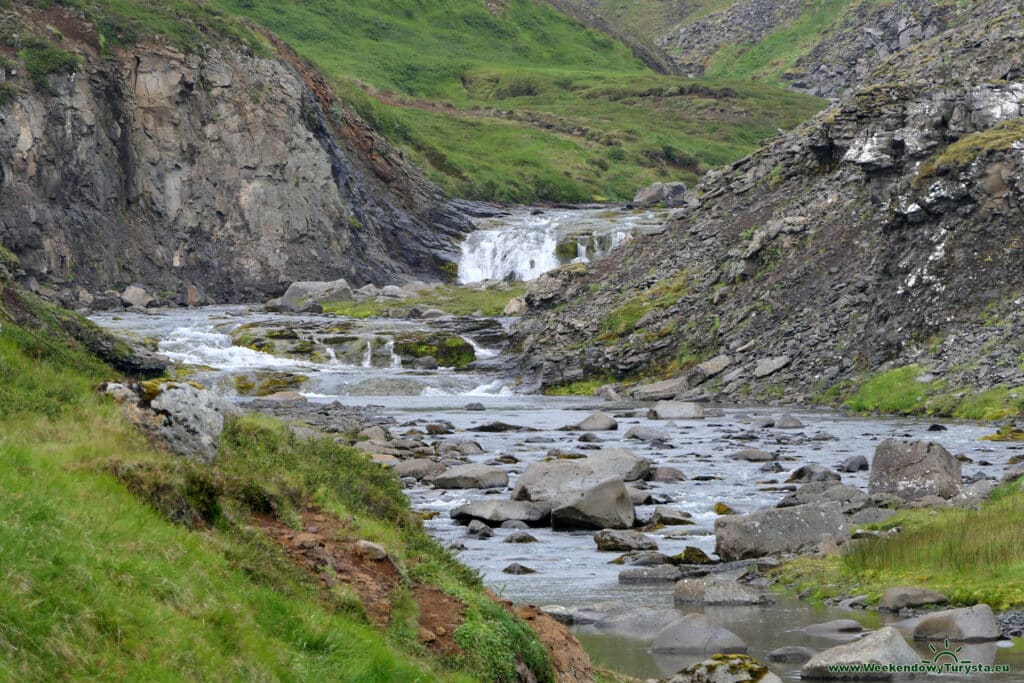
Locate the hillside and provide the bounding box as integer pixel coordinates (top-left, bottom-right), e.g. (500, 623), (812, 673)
(511, 0), (1024, 419)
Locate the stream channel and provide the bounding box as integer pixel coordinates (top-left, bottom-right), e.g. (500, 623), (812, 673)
(93, 207), (1024, 680)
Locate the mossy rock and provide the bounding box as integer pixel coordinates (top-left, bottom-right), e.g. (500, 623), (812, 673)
(713, 502), (735, 515)
(233, 371), (309, 397)
(677, 546), (713, 565)
(555, 238), (579, 262)
(393, 332), (475, 368)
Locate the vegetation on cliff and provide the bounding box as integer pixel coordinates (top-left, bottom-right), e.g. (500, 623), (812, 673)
(0, 274), (555, 681)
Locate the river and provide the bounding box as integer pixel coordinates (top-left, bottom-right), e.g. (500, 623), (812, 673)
(92, 207), (1024, 681)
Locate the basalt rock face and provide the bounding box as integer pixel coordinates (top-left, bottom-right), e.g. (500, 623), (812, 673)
(0, 24), (470, 303)
(512, 0), (1024, 401)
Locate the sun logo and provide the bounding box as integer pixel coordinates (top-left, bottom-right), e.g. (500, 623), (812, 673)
(924, 639), (971, 665)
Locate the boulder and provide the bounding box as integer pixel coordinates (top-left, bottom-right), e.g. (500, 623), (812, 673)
(652, 506), (693, 525)
(349, 377), (428, 396)
(618, 565), (683, 584)
(869, 440), (962, 502)
(777, 482), (868, 512)
(753, 356), (791, 378)
(650, 613), (747, 655)
(503, 296), (527, 315)
(432, 464), (508, 490)
(664, 655), (782, 683)
(804, 619), (865, 639)
(451, 500), (551, 527)
(648, 401), (705, 420)
(684, 354), (732, 388)
(731, 448), (775, 462)
(775, 413), (804, 429)
(626, 487), (653, 505)
(841, 455), (870, 472)
(624, 426), (670, 442)
(801, 627), (918, 679)
(502, 562), (536, 574)
(880, 587), (949, 611)
(630, 376), (688, 401)
(576, 413), (618, 431)
(120, 284), (154, 308)
(505, 532), (538, 544)
(412, 356), (439, 370)
(653, 466), (687, 482)
(767, 646), (816, 663)
(788, 464), (841, 483)
(586, 447), (650, 482)
(715, 502), (849, 560)
(913, 605), (1000, 642)
(551, 478), (635, 530)
(630, 181), (688, 208)
(674, 577), (771, 606)
(266, 279), (352, 313)
(393, 460), (446, 480)
(593, 529), (658, 552)
(467, 520), (493, 537)
(512, 460), (602, 503)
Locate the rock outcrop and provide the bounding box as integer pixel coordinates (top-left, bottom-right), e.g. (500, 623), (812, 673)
(0, 4), (471, 304)
(512, 1), (1024, 404)
(868, 440), (962, 502)
(715, 502), (849, 560)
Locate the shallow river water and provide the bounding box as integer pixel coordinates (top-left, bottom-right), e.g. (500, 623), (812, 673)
(92, 303), (1024, 681)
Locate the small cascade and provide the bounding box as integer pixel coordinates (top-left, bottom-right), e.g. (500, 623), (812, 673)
(385, 338), (402, 368)
(457, 207), (667, 283)
(361, 339), (373, 368)
(463, 336), (498, 359)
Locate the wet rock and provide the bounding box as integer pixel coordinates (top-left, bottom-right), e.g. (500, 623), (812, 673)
(505, 531), (539, 544)
(618, 565), (683, 584)
(787, 464), (841, 483)
(419, 307), (447, 318)
(467, 520), (493, 538)
(451, 500), (551, 526)
(650, 613), (748, 655)
(869, 439), (962, 502)
(594, 529), (658, 552)
(731, 448), (774, 462)
(501, 520), (529, 529)
(624, 425), (670, 442)
(777, 482), (868, 512)
(612, 550), (670, 566)
(648, 401), (705, 420)
(412, 356), (438, 370)
(775, 413), (804, 429)
(664, 654), (782, 683)
(576, 412), (618, 431)
(551, 478), (635, 530)
(250, 391), (308, 409)
(841, 455), (870, 472)
(472, 421), (533, 433)
(880, 587), (949, 611)
(653, 466), (688, 482)
(801, 627), (918, 679)
(512, 460), (604, 502)
(349, 377), (427, 396)
(432, 464), (508, 490)
(713, 502), (735, 515)
(805, 619), (865, 639)
(464, 402), (486, 411)
(767, 646), (816, 663)
(626, 487), (654, 505)
(913, 605), (1000, 642)
(676, 546), (713, 565)
(502, 562), (536, 575)
(715, 502), (849, 560)
(674, 577), (771, 606)
(653, 506), (693, 525)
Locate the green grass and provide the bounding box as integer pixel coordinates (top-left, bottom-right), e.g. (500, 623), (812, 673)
(837, 365), (1024, 420)
(322, 283), (526, 318)
(17, 37), (83, 91)
(542, 377), (615, 396)
(773, 484), (1024, 610)
(0, 275), (554, 682)
(915, 120), (1024, 185)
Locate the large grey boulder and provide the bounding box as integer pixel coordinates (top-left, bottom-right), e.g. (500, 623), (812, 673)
(913, 605), (1000, 642)
(630, 181), (688, 208)
(103, 381), (232, 464)
(650, 613), (747, 655)
(551, 478), (635, 530)
(393, 460), (446, 480)
(664, 655), (782, 683)
(348, 377), (428, 396)
(630, 376), (688, 401)
(674, 577), (771, 606)
(511, 460), (602, 502)
(624, 426), (670, 442)
(648, 400), (705, 419)
(731, 448), (774, 462)
(593, 529), (658, 551)
(432, 464), (508, 490)
(777, 482), (868, 512)
(586, 447), (650, 482)
(800, 627), (919, 679)
(880, 587), (948, 611)
(715, 502), (849, 560)
(618, 565), (683, 584)
(266, 278), (353, 313)
(868, 439), (962, 502)
(451, 500), (551, 526)
(120, 284), (154, 308)
(576, 412), (617, 431)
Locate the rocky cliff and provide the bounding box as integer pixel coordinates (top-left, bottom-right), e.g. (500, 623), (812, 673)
(512, 0), (1024, 404)
(0, 5), (471, 305)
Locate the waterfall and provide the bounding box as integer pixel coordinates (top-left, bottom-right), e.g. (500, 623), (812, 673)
(457, 207), (665, 283)
(385, 338), (402, 368)
(361, 340), (373, 368)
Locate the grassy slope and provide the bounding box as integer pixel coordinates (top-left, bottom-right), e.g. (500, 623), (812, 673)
(774, 484), (1024, 609)
(0, 277), (552, 681)
(191, 0), (824, 203)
